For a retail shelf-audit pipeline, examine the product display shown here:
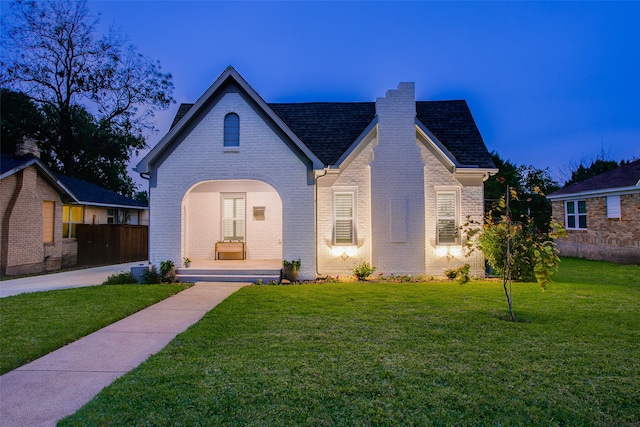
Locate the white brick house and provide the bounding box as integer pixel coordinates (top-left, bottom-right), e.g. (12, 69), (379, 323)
(136, 67), (496, 279)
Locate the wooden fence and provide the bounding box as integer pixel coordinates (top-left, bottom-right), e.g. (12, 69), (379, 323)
(76, 224), (148, 266)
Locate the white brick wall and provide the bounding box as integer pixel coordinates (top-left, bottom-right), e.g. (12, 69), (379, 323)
(420, 143), (486, 277)
(371, 83), (426, 275)
(317, 145), (374, 275)
(149, 87), (315, 278)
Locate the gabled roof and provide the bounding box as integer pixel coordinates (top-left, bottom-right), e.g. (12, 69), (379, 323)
(168, 99), (495, 168)
(548, 159), (640, 199)
(1, 153), (73, 200)
(55, 174), (147, 209)
(138, 66), (325, 173)
(416, 101), (495, 169)
(1, 153), (146, 209)
(149, 66), (495, 172)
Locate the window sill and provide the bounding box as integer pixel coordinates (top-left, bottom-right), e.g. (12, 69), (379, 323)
(223, 149), (240, 153)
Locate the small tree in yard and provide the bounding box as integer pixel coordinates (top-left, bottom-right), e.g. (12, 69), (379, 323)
(465, 186), (566, 322)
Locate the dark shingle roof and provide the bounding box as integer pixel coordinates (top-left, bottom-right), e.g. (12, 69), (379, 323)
(170, 99), (494, 168)
(549, 159), (640, 197)
(269, 102), (376, 165)
(416, 101), (495, 169)
(55, 174), (147, 208)
(0, 153), (37, 175)
(2, 153), (146, 207)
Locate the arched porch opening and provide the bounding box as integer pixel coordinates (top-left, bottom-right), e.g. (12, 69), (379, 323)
(181, 180), (282, 266)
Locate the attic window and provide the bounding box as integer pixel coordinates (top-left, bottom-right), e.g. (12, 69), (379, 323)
(224, 113), (240, 147)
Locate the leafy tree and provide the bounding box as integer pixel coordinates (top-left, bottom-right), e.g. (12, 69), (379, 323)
(133, 190), (149, 205)
(485, 152), (559, 232)
(484, 151), (523, 209)
(465, 188), (566, 322)
(0, 88), (44, 154)
(1, 0), (173, 195)
(565, 158), (620, 186)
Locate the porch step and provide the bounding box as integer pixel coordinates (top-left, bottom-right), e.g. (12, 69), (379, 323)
(176, 267), (281, 283)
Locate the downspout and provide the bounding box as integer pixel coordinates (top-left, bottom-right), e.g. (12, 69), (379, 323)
(315, 167), (329, 279)
(1, 170), (24, 275)
(138, 171), (150, 264)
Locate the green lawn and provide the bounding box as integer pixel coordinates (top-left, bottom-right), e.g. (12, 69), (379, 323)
(0, 284), (189, 374)
(61, 258), (639, 426)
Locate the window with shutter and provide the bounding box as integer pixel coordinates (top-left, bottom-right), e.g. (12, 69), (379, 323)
(222, 196), (245, 241)
(437, 192), (458, 244)
(334, 192), (355, 245)
(606, 195), (621, 219)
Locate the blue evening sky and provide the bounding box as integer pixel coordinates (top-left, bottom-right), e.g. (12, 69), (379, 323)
(87, 1), (639, 184)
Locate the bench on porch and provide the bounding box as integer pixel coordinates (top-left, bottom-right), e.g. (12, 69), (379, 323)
(215, 241), (246, 260)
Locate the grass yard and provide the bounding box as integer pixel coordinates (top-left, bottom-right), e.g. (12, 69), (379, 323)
(0, 284), (189, 374)
(62, 258), (639, 426)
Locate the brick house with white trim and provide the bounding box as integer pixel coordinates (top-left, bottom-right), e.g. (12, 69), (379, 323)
(135, 67), (497, 279)
(1, 142), (148, 275)
(548, 159), (640, 264)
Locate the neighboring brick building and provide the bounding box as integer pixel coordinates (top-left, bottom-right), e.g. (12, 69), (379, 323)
(548, 160), (640, 264)
(1, 143), (149, 275)
(135, 67), (497, 279)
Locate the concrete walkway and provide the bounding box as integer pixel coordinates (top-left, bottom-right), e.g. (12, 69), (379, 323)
(0, 262), (151, 298)
(0, 281), (250, 426)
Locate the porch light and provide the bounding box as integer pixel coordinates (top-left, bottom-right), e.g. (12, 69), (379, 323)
(436, 246), (462, 257)
(331, 246), (358, 260)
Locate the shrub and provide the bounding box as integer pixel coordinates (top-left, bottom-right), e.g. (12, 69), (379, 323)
(282, 259), (301, 269)
(141, 265), (163, 284)
(160, 260), (177, 283)
(102, 271), (137, 285)
(352, 261), (376, 281)
(141, 260), (177, 284)
(443, 264), (470, 284)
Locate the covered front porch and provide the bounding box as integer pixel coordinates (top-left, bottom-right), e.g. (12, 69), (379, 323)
(181, 179), (283, 263)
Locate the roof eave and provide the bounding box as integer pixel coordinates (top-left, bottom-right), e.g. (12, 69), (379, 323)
(70, 201), (149, 210)
(547, 184), (640, 200)
(1, 158), (77, 202)
(415, 119), (461, 172)
(332, 117), (378, 169)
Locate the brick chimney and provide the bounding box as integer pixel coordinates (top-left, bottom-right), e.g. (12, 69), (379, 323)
(370, 82), (425, 274)
(15, 137), (40, 158)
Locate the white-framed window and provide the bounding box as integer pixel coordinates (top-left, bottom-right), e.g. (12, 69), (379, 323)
(62, 205), (84, 238)
(565, 200), (587, 230)
(222, 195), (245, 241)
(333, 191), (356, 245)
(223, 113), (240, 147)
(437, 191), (458, 244)
(107, 208), (116, 224)
(606, 195), (621, 219)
